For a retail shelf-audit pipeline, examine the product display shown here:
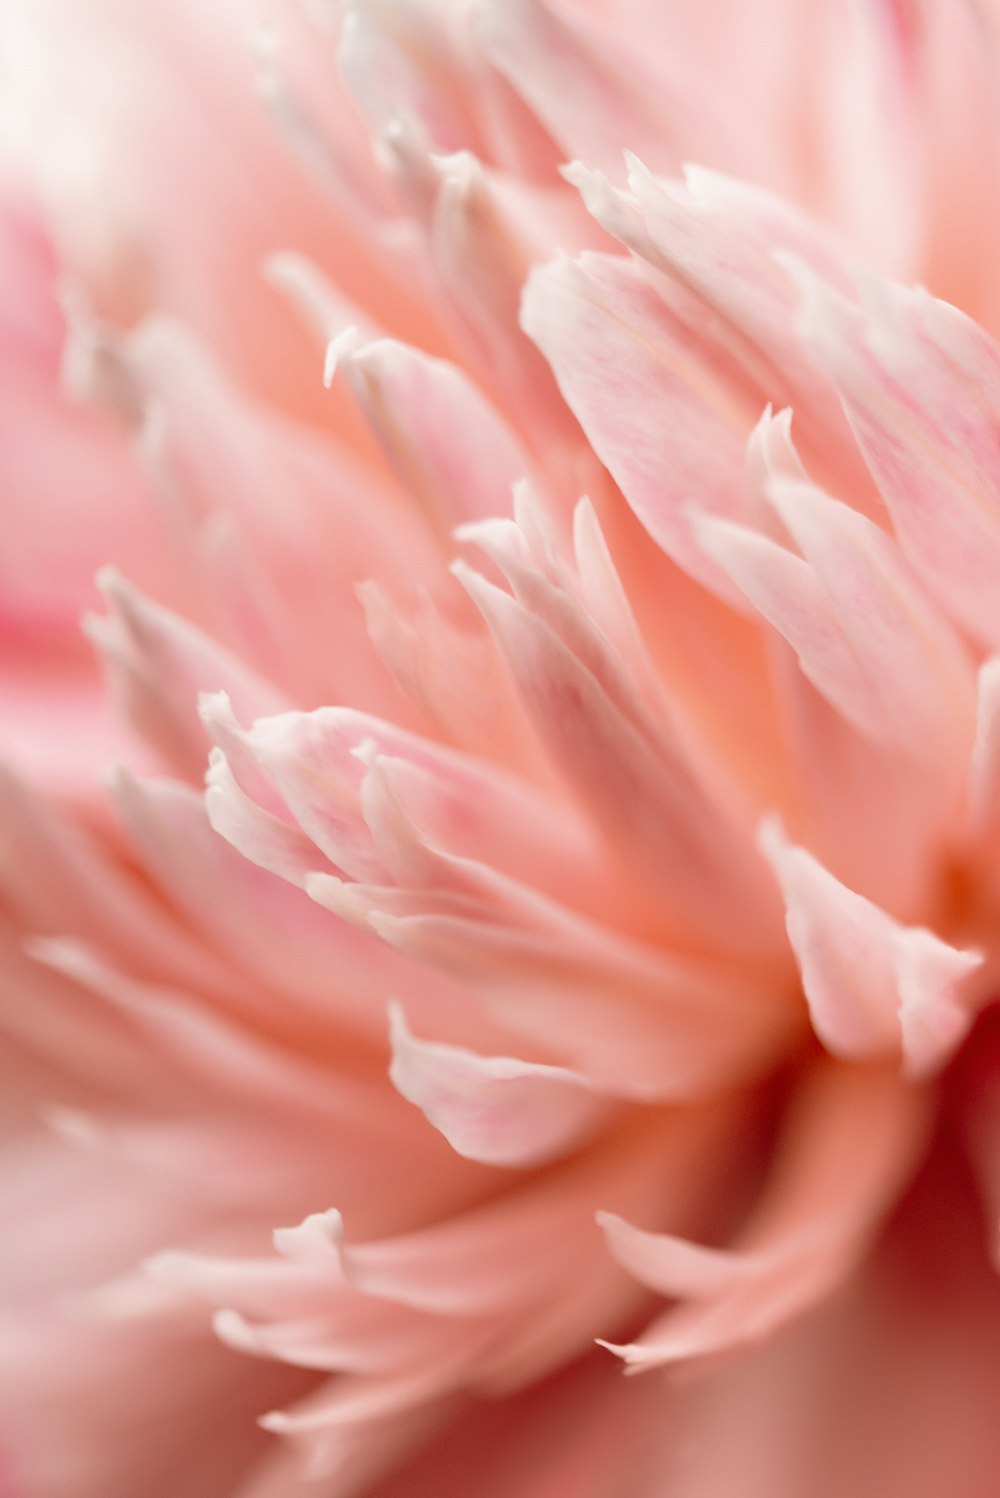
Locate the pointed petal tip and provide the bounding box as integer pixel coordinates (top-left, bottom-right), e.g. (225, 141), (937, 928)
(323, 324), (363, 388)
(273, 1208), (345, 1265)
(623, 148), (651, 178)
(560, 159), (613, 210)
(258, 1410), (291, 1434)
(557, 158), (589, 188)
(595, 1208), (624, 1232)
(756, 811), (789, 865)
(594, 1336), (627, 1358)
(94, 563), (127, 599)
(212, 1307), (256, 1352)
(387, 997), (408, 1040)
(304, 871), (371, 926)
(594, 1336), (651, 1374)
(197, 688), (238, 732)
(518, 252), (580, 332)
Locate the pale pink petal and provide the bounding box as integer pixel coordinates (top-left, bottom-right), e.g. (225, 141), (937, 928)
(695, 477), (976, 771)
(0, 761), (220, 986)
(799, 269), (1000, 652)
(118, 758), (487, 1052)
(237, 702), (599, 903)
(205, 695), (797, 1101)
(475, 0), (744, 181)
(653, 1142), (1000, 1498)
(365, 1349), (668, 1498)
(387, 1003), (611, 1166)
(330, 332), (533, 535)
(213, 1302), (463, 1381)
(375, 134), (578, 436)
(600, 1060), (928, 1369)
(338, 0), (485, 157)
(744, 405), (809, 515)
(761, 819), (982, 1076)
(521, 251), (756, 602)
(564, 157), (869, 497)
(203, 752), (329, 891)
(310, 869), (796, 1101)
(87, 572), (283, 781)
(327, 1113), (715, 1318)
(454, 559), (780, 953)
(968, 656), (1000, 839)
(357, 579), (543, 767)
(76, 314), (439, 712)
(0, 922), (162, 1099)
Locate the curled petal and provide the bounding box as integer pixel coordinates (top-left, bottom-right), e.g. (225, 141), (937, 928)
(799, 270), (1000, 653)
(600, 1060), (928, 1369)
(761, 819), (982, 1076)
(388, 1002), (611, 1166)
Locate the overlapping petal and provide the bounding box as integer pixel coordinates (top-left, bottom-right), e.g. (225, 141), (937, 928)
(4, 2), (1000, 1496)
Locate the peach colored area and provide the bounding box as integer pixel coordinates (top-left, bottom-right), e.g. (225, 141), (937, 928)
(3, 2), (1000, 1495)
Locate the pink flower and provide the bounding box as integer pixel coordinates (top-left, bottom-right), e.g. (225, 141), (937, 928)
(4, 0), (1000, 1493)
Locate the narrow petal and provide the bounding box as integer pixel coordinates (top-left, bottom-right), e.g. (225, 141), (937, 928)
(521, 252), (757, 602)
(81, 314), (439, 710)
(388, 1003), (610, 1166)
(331, 332), (532, 536)
(601, 1060), (928, 1369)
(0, 761), (212, 987)
(339, 0), (484, 154)
(86, 571), (282, 781)
(650, 1139), (1000, 1498)
(329, 1118), (700, 1319)
(476, 0), (741, 179)
(310, 868), (795, 1102)
(564, 157), (866, 495)
(696, 477), (976, 769)
(968, 657), (1000, 836)
(799, 271), (1000, 652)
(455, 560), (779, 953)
(376, 134), (575, 435)
(357, 579), (541, 767)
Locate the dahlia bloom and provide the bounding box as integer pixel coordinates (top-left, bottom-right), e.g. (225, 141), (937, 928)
(4, 0), (1000, 1493)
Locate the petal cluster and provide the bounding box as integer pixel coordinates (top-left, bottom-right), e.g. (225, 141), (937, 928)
(4, 2), (1000, 1495)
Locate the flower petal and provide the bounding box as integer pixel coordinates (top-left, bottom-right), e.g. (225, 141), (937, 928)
(761, 819), (982, 1076)
(388, 1002), (611, 1166)
(800, 270), (1000, 652)
(600, 1059), (928, 1369)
